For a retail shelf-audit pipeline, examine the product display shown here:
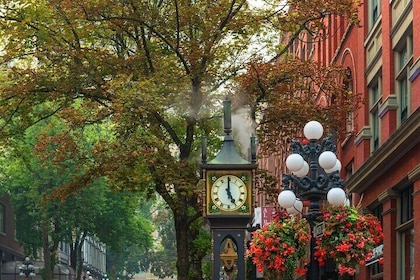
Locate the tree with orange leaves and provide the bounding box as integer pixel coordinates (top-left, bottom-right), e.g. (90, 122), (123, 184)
(0, 0), (360, 279)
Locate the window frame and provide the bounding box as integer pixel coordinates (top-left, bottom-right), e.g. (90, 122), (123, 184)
(397, 184), (414, 280)
(369, 78), (381, 152)
(395, 34), (413, 125)
(368, 205), (384, 277)
(369, 0), (381, 30)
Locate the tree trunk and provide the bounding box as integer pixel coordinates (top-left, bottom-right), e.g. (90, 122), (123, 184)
(70, 232), (86, 280)
(42, 222), (53, 280)
(175, 215), (190, 280)
(70, 241), (80, 280)
(175, 217), (203, 280)
(174, 212), (204, 280)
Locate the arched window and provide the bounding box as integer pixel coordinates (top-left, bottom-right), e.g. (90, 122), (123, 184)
(344, 67), (354, 135)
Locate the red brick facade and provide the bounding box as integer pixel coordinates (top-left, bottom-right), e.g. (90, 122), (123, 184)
(307, 1), (420, 280)
(258, 1), (420, 280)
(0, 195), (25, 271)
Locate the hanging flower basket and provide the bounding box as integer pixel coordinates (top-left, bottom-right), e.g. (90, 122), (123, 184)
(248, 206), (384, 278)
(314, 205), (384, 276)
(247, 212), (311, 279)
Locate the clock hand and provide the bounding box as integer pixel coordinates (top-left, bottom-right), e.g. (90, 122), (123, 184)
(225, 177), (235, 203)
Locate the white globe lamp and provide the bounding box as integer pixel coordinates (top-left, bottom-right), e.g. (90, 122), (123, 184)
(293, 161), (309, 177)
(278, 190), (296, 209)
(327, 188), (346, 206)
(325, 159), (342, 173)
(304, 121), (324, 140)
(318, 151), (337, 170)
(286, 153), (305, 172)
(287, 199), (303, 215)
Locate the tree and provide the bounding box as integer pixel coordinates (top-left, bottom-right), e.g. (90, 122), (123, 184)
(106, 201), (155, 280)
(0, 1), (360, 279)
(148, 199), (178, 278)
(0, 117), (153, 280)
(0, 117), (87, 280)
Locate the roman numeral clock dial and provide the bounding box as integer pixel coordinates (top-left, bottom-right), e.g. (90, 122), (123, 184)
(210, 175), (247, 212)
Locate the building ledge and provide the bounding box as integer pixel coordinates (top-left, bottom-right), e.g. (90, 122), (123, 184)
(347, 107), (420, 193)
(379, 94), (398, 118)
(409, 56), (420, 81)
(354, 126), (372, 146)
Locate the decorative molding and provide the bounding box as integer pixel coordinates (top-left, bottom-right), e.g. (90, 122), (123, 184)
(379, 94), (398, 118)
(354, 126), (372, 146)
(382, 207), (398, 216)
(364, 15), (382, 48)
(332, 24), (354, 64)
(347, 108), (420, 193)
(390, 0), (413, 43)
(409, 56), (420, 82)
(408, 164), (420, 182)
(377, 189), (398, 203)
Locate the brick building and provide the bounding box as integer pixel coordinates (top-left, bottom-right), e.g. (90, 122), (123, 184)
(0, 195), (106, 280)
(0, 196), (25, 280)
(258, 0), (420, 280)
(329, 1), (420, 280)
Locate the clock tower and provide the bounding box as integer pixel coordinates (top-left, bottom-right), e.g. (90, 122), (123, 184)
(201, 98), (258, 279)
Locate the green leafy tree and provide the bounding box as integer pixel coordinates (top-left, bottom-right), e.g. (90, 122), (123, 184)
(0, 1), (360, 279)
(0, 118), (85, 280)
(106, 202), (154, 280)
(0, 117), (153, 280)
(148, 200), (178, 278)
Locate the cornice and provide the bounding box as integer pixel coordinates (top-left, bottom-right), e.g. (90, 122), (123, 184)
(379, 95), (398, 118)
(347, 108), (420, 193)
(377, 189), (398, 203)
(408, 164), (420, 182)
(354, 126), (372, 146)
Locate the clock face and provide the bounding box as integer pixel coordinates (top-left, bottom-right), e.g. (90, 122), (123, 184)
(210, 175), (247, 211)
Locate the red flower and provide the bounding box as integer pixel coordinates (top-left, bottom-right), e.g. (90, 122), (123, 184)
(249, 205), (384, 277)
(248, 212), (310, 277)
(314, 205), (384, 277)
(295, 266), (307, 276)
(337, 264), (356, 276)
(336, 242), (352, 252)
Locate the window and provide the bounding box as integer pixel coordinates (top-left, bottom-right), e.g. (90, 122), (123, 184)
(401, 229), (414, 280)
(400, 184), (413, 223)
(344, 68), (354, 135)
(399, 184), (414, 280)
(369, 0), (381, 29)
(0, 203), (5, 233)
(345, 161), (354, 181)
(369, 79), (381, 152)
(372, 204), (383, 224)
(372, 0), (378, 22)
(369, 205), (383, 276)
(395, 34), (413, 124)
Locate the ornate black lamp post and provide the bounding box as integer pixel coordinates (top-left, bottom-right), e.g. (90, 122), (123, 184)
(19, 257), (36, 279)
(277, 121), (347, 280)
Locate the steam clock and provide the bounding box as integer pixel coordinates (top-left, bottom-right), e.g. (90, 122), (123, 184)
(201, 98), (258, 279)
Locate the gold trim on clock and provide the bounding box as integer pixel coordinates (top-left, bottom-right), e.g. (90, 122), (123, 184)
(210, 175), (247, 211)
(206, 171), (252, 215)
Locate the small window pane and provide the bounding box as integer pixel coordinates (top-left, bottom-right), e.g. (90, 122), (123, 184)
(400, 184), (413, 223)
(401, 229), (414, 280)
